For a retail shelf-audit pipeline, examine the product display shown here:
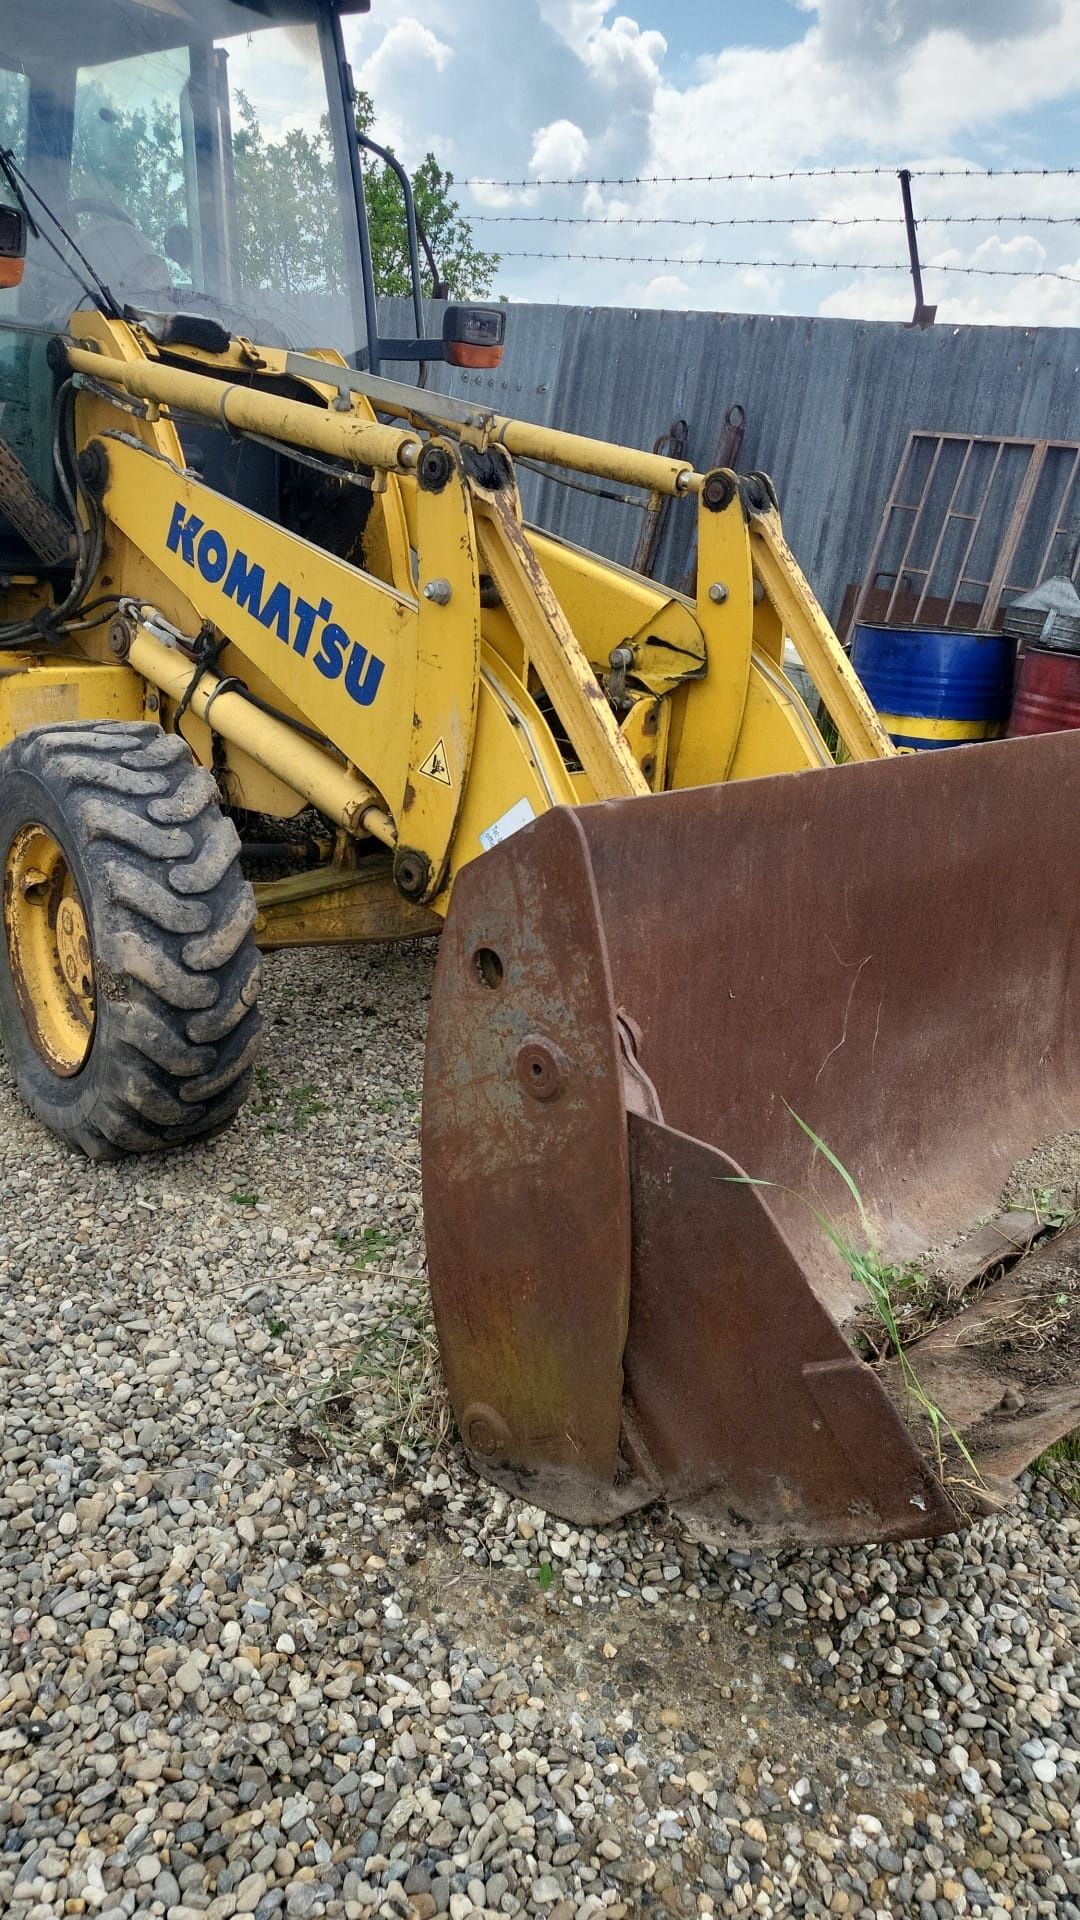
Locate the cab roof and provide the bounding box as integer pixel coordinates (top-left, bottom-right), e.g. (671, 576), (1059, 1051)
(8, 1), (370, 76)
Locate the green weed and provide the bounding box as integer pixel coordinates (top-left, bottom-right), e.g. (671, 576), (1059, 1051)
(1007, 1185), (1078, 1235)
(729, 1109), (982, 1488)
(231, 1190), (260, 1208)
(335, 1224), (394, 1267)
(1032, 1429), (1080, 1507)
(286, 1084), (327, 1125)
(370, 1088), (421, 1116)
(252, 1071), (328, 1132)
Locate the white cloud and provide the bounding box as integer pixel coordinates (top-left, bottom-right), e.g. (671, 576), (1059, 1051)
(537, 0), (611, 45)
(739, 267), (783, 296)
(345, 1), (1080, 325)
(536, 0), (666, 87)
(576, 14), (667, 91)
(354, 15), (455, 160)
(928, 232), (1049, 276)
(816, 275), (924, 322)
(359, 15), (452, 86)
(817, 267), (1080, 328)
(637, 272), (689, 303)
(650, 9), (1080, 174)
(529, 118), (590, 178)
(468, 180), (538, 209)
(815, 0), (1061, 70)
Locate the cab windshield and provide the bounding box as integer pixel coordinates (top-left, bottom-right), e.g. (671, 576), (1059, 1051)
(0, 0), (367, 356)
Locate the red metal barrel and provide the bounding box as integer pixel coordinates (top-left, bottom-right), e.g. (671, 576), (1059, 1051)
(1008, 646), (1080, 736)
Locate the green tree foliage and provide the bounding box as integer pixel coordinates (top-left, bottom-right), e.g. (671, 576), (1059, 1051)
(0, 57), (497, 301)
(71, 90), (187, 258)
(355, 91), (499, 300)
(230, 94), (345, 295)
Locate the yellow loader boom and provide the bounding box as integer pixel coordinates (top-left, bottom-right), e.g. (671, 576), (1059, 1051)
(59, 322), (887, 888)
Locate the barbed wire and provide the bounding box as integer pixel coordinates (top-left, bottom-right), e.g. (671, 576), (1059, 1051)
(494, 250), (1080, 282)
(464, 165), (1080, 189)
(471, 212), (1080, 228)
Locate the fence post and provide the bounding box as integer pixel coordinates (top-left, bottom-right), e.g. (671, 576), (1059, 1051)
(899, 169), (937, 329)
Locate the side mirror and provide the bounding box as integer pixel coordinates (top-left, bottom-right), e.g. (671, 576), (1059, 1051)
(0, 204), (27, 289)
(163, 223), (193, 271)
(442, 304), (505, 370)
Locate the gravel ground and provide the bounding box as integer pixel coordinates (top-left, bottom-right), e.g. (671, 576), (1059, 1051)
(2, 942), (1079, 1920)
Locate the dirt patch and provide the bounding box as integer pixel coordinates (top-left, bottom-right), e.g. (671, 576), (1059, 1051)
(1002, 1127), (1080, 1211)
(401, 1541), (928, 1837)
(956, 1241), (1080, 1394)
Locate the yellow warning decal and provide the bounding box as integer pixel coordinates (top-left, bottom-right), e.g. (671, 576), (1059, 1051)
(419, 738), (452, 786)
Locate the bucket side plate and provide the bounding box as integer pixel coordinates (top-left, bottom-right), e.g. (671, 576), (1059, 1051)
(422, 807), (650, 1516)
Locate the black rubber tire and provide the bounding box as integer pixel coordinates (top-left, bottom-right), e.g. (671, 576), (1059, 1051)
(0, 721), (262, 1160)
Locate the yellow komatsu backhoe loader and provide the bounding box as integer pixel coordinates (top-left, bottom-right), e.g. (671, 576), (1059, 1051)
(0, 0), (1077, 1549)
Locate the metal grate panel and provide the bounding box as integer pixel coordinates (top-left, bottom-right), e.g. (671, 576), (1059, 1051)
(849, 431), (1080, 635)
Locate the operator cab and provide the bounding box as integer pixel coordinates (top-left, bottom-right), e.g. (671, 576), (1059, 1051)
(0, 0), (373, 356)
(0, 0), (502, 567)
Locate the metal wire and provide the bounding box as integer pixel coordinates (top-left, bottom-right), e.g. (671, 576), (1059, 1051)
(513, 455), (650, 508)
(492, 250), (1080, 283)
(471, 212), (1080, 228)
(465, 166), (1080, 188)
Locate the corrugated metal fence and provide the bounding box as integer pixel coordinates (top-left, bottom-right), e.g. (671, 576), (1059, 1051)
(378, 300), (1080, 624)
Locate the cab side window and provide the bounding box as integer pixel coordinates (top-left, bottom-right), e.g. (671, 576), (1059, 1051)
(0, 65), (50, 533)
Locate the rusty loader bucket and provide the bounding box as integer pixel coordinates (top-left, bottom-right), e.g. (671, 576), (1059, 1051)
(423, 730), (1080, 1547)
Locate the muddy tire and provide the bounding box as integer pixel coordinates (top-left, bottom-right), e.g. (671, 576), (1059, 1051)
(0, 720), (261, 1159)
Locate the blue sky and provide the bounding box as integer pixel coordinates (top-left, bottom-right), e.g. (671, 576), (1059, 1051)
(343, 0), (1080, 326)
(649, 0), (812, 75)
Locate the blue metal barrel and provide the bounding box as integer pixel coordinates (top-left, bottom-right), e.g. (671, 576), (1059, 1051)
(850, 624), (1015, 750)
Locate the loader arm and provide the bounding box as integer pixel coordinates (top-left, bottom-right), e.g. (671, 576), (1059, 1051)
(60, 313), (889, 910)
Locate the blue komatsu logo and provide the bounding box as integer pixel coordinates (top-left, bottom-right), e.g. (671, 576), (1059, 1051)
(165, 501), (385, 709)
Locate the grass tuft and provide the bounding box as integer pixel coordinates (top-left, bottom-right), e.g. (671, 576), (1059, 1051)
(313, 1280), (451, 1458)
(335, 1224), (394, 1268)
(1007, 1184), (1079, 1235)
(729, 1108), (982, 1487)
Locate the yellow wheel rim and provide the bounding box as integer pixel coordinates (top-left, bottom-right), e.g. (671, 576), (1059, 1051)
(3, 824), (96, 1076)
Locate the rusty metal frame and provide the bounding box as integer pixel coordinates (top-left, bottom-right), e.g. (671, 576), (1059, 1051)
(851, 430), (1080, 636)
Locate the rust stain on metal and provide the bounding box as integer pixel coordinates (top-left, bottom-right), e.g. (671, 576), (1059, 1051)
(423, 807), (639, 1503)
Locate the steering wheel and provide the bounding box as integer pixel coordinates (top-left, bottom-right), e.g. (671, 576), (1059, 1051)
(36, 197), (171, 327)
(69, 196), (137, 229)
